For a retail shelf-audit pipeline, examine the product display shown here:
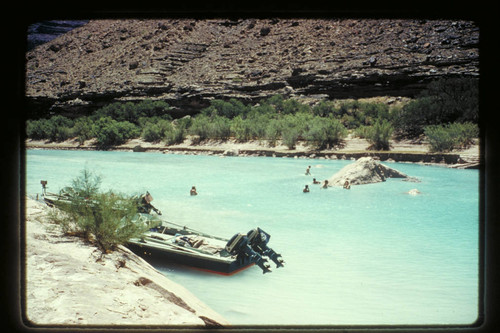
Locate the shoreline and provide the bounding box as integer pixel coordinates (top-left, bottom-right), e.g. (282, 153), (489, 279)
(24, 197), (229, 327)
(25, 137), (481, 169)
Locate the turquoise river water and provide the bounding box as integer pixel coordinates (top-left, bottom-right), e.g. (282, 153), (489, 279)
(25, 149), (480, 326)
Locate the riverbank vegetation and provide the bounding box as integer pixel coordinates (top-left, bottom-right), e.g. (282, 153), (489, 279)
(26, 78), (479, 152)
(47, 168), (147, 253)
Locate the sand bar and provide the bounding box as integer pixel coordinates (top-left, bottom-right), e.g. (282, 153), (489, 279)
(24, 197), (229, 327)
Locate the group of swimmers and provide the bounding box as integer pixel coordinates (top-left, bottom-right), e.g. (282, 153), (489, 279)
(303, 165), (351, 193)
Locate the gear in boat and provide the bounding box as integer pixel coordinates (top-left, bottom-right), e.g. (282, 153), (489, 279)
(130, 192), (284, 274)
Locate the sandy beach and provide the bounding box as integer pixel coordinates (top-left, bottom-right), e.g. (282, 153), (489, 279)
(25, 136), (481, 168)
(24, 197), (229, 327)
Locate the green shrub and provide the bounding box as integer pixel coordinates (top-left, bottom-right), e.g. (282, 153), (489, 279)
(141, 119), (172, 142)
(231, 116), (252, 142)
(189, 115), (211, 142)
(26, 119), (53, 140)
(94, 99), (171, 124)
(201, 98), (250, 119)
(26, 116), (75, 141)
(421, 78), (479, 123)
(358, 102), (390, 123)
(264, 94), (285, 113)
(247, 113), (272, 139)
(281, 127), (300, 149)
(209, 116), (232, 140)
(424, 122), (478, 152)
(450, 122), (479, 148)
(49, 168), (147, 253)
(264, 119), (282, 147)
(249, 103), (276, 117)
(73, 117), (95, 144)
(354, 125), (370, 139)
(312, 100), (338, 117)
(364, 119), (394, 151)
(424, 125), (456, 152)
(305, 116), (347, 149)
(394, 78), (479, 138)
(93, 117), (140, 147)
(282, 99), (311, 115)
(393, 97), (438, 138)
(54, 126), (74, 142)
(26, 119), (47, 140)
(279, 114), (310, 149)
(165, 126), (186, 145)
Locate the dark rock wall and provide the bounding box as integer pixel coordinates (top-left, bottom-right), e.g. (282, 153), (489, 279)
(25, 18), (479, 117)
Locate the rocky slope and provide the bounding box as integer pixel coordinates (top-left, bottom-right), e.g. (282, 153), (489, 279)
(25, 18), (479, 117)
(26, 20), (88, 51)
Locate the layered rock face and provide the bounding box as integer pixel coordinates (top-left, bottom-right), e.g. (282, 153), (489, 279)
(327, 157), (409, 186)
(26, 20), (88, 51)
(25, 18), (479, 117)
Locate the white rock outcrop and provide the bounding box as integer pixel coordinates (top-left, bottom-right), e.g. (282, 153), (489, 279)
(327, 157), (409, 186)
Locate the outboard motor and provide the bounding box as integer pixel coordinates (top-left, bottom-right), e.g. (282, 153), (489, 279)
(225, 233), (272, 274)
(247, 228), (285, 268)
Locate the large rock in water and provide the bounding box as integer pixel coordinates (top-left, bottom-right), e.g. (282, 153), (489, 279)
(328, 157), (408, 186)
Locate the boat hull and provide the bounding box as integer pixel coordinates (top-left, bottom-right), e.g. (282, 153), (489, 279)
(126, 241), (255, 276)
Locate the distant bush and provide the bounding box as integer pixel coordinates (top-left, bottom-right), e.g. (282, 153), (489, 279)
(209, 115), (232, 140)
(282, 99), (311, 115)
(264, 94), (285, 113)
(94, 99), (172, 124)
(26, 115), (75, 141)
(165, 125), (187, 145)
(201, 98), (250, 119)
(231, 116), (253, 142)
(26, 119), (51, 140)
(264, 118), (282, 147)
(93, 117), (140, 147)
(424, 122), (478, 152)
(304, 116), (347, 149)
(363, 119), (394, 151)
(280, 113), (311, 149)
(48, 168), (147, 253)
(312, 100), (338, 117)
(141, 119), (172, 142)
(189, 114), (211, 143)
(281, 127), (300, 149)
(72, 117), (95, 144)
(166, 118), (190, 144)
(394, 78), (479, 138)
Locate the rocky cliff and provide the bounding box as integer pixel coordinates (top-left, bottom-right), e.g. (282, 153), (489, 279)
(25, 18), (479, 118)
(26, 20), (88, 51)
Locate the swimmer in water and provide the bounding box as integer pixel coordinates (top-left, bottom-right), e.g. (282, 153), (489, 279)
(343, 180), (351, 189)
(305, 166), (311, 175)
(303, 185), (310, 193)
(190, 186), (198, 196)
(321, 180), (329, 189)
(313, 178), (321, 184)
